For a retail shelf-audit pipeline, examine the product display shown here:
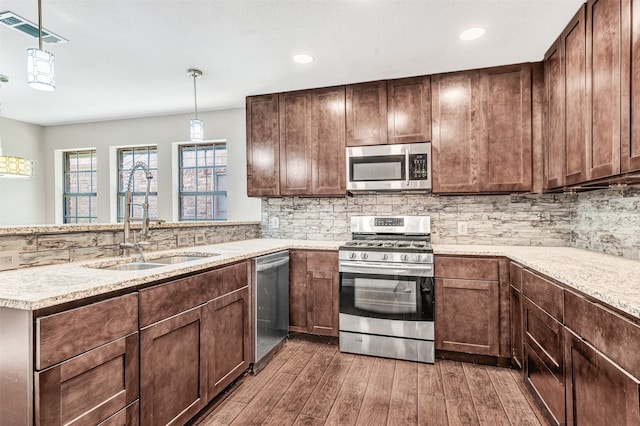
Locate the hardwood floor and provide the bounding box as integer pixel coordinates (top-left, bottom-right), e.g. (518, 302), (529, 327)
(197, 339), (547, 426)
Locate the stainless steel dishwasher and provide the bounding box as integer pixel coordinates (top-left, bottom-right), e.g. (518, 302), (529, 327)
(252, 250), (289, 371)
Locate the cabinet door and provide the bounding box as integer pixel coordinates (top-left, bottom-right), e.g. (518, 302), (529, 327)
(586, 0), (624, 180)
(246, 94), (280, 196)
(387, 76), (431, 144)
(35, 333), (139, 426)
(625, 0), (640, 172)
(565, 329), (640, 426)
(346, 81), (388, 146)
(311, 86), (346, 195)
(307, 269), (339, 337)
(480, 64), (532, 192)
(431, 71), (481, 193)
(140, 307), (206, 426)
(98, 401), (139, 426)
(279, 91), (313, 195)
(564, 6), (589, 185)
(206, 287), (250, 398)
(543, 39), (566, 189)
(524, 343), (565, 426)
(289, 250), (308, 333)
(523, 298), (564, 380)
(435, 278), (500, 356)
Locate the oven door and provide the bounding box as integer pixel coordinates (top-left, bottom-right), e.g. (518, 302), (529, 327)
(339, 270), (434, 322)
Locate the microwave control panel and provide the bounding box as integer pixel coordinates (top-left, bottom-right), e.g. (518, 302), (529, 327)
(408, 154), (428, 179)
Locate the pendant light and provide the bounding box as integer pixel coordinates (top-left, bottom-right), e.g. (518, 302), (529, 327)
(188, 69), (203, 141)
(26, 0), (55, 91)
(0, 76), (35, 178)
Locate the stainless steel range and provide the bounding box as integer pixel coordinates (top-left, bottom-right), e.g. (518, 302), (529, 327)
(339, 215), (435, 363)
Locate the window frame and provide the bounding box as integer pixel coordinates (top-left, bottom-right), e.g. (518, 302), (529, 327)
(63, 149), (97, 224)
(116, 146), (158, 222)
(178, 142), (227, 221)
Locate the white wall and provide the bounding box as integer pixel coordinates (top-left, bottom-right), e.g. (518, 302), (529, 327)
(32, 108), (261, 224)
(0, 117), (46, 225)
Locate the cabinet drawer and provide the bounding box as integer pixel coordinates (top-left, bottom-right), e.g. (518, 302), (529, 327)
(509, 262), (523, 292)
(435, 256), (499, 281)
(524, 298), (563, 381)
(139, 261), (249, 327)
(97, 400), (139, 426)
(565, 290), (640, 379)
(306, 250), (338, 271)
(525, 343), (565, 426)
(36, 293), (138, 370)
(522, 269), (563, 322)
(35, 333), (139, 426)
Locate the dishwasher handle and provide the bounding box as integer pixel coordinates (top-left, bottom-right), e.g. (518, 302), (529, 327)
(255, 257), (290, 272)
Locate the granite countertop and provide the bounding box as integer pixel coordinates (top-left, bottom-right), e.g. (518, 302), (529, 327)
(0, 239), (341, 310)
(1, 239), (639, 321)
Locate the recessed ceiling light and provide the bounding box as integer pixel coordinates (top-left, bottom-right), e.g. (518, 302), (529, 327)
(459, 27), (486, 41)
(293, 54), (314, 64)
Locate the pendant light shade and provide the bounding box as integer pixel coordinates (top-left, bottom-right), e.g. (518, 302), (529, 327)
(188, 69), (203, 141)
(27, 0), (55, 92)
(27, 48), (55, 91)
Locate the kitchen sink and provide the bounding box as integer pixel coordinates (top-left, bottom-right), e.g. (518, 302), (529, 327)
(100, 262), (165, 271)
(93, 253), (218, 271)
(150, 254), (218, 264)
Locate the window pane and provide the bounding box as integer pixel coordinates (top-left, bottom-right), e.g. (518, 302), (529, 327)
(197, 169), (213, 192)
(196, 195), (212, 219)
(215, 148), (227, 166)
(65, 173), (77, 193)
(182, 146), (197, 168)
(181, 169), (196, 192)
(216, 172), (227, 192)
(66, 152), (78, 172)
(77, 196), (91, 218)
(213, 195), (227, 220)
(180, 195), (196, 220)
(120, 149), (134, 170)
(77, 172), (93, 193)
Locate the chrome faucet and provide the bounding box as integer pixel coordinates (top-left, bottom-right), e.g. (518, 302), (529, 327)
(120, 161), (153, 259)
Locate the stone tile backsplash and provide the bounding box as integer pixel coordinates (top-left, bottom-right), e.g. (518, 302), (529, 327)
(261, 193), (576, 247)
(571, 185), (640, 260)
(0, 223), (260, 269)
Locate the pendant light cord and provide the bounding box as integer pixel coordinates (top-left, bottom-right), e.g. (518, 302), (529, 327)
(193, 74), (198, 119)
(38, 0), (43, 51)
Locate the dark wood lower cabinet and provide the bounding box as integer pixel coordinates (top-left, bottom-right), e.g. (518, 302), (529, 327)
(510, 285), (523, 369)
(565, 328), (640, 425)
(289, 250), (339, 337)
(435, 278), (500, 356)
(140, 306), (207, 426)
(206, 287), (251, 397)
(35, 333), (139, 426)
(525, 343), (565, 426)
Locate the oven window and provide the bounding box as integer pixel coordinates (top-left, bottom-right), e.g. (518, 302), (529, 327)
(354, 277), (416, 314)
(351, 156), (404, 181)
(340, 272), (434, 321)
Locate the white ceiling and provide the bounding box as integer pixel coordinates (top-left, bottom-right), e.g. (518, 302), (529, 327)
(0, 0), (584, 126)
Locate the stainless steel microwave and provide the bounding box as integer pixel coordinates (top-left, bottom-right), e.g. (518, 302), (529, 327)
(346, 142), (431, 193)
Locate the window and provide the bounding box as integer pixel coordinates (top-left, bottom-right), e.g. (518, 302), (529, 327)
(117, 146), (158, 222)
(179, 143), (227, 220)
(63, 150), (97, 223)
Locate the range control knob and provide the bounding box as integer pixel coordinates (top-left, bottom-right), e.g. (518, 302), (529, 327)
(349, 252), (357, 259)
(382, 254), (389, 260)
(361, 253), (369, 260)
(413, 255), (422, 262)
(401, 254), (409, 261)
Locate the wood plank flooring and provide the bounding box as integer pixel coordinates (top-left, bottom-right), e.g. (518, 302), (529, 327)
(197, 339), (547, 426)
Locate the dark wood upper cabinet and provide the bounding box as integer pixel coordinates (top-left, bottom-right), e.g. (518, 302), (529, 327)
(311, 87), (346, 195)
(543, 39), (566, 189)
(480, 64), (533, 192)
(246, 94), (280, 197)
(625, 0), (640, 173)
(387, 76), (432, 144)
(564, 6), (588, 185)
(346, 81), (388, 146)
(279, 87), (346, 196)
(431, 70), (481, 193)
(586, 0), (625, 180)
(279, 91), (313, 195)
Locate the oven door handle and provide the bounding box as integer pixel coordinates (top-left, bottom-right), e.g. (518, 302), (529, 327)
(339, 261), (433, 277)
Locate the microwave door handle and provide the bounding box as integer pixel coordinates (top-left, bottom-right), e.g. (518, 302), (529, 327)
(405, 149), (410, 186)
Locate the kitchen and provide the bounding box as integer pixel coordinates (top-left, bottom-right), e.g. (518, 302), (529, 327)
(1, 0), (640, 425)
